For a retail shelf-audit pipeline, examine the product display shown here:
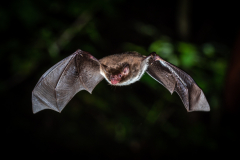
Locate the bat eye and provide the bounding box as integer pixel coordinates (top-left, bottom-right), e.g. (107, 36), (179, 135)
(119, 74), (122, 78)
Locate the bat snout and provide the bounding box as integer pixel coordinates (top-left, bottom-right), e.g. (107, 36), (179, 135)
(111, 80), (119, 85)
(110, 75), (121, 85)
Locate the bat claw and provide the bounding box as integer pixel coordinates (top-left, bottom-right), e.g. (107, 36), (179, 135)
(149, 52), (162, 62)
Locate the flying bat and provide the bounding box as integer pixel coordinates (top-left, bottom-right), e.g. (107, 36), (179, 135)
(32, 49), (210, 113)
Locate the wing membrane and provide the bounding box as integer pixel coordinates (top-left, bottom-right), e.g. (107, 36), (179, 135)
(32, 50), (103, 113)
(147, 57), (210, 112)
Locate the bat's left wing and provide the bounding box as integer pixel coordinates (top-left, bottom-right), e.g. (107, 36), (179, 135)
(146, 53), (210, 112)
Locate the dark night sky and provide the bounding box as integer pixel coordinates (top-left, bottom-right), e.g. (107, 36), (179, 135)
(1, 0), (240, 159)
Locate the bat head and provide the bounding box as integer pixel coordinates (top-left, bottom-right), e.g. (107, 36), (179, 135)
(102, 63), (130, 85)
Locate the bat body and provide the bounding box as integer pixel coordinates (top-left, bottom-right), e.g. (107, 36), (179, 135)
(32, 49), (210, 113)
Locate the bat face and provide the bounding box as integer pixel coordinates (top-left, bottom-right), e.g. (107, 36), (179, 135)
(32, 49), (210, 113)
(108, 64), (130, 85)
(99, 52), (148, 86)
(101, 63), (133, 85)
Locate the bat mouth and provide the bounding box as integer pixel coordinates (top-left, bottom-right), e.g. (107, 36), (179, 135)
(110, 74), (121, 85)
(111, 79), (119, 85)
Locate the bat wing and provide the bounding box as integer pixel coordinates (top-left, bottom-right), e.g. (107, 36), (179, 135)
(146, 55), (210, 112)
(32, 49), (104, 113)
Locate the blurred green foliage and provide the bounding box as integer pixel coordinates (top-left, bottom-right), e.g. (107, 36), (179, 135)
(1, 0), (238, 159)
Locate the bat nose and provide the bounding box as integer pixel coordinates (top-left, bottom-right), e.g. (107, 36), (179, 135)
(110, 75), (120, 85)
(110, 75), (118, 80)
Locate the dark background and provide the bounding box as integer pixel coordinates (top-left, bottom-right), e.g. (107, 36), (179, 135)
(2, 0), (240, 159)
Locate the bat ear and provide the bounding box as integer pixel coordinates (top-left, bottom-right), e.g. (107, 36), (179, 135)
(102, 64), (107, 68)
(122, 65), (129, 75)
(101, 64), (109, 72)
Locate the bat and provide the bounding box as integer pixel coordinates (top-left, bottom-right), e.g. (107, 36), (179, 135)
(32, 49), (210, 113)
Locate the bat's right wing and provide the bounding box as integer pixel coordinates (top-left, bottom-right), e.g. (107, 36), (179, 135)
(32, 49), (104, 113)
(146, 53), (210, 112)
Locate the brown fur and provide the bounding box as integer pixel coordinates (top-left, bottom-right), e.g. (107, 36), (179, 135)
(99, 52), (145, 83)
